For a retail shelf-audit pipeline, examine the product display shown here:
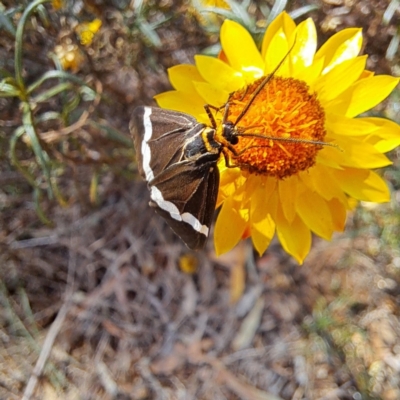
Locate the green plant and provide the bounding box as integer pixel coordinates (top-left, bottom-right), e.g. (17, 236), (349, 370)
(0, 0), (130, 222)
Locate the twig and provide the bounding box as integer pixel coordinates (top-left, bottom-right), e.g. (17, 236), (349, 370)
(22, 212), (79, 400)
(21, 299), (71, 400)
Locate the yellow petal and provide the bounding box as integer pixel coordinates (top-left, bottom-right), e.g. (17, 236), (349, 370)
(363, 117), (400, 136)
(251, 219), (275, 257)
(250, 178), (277, 255)
(217, 167), (246, 206)
(315, 28), (362, 74)
(195, 55), (245, 92)
(316, 145), (344, 169)
(363, 117), (400, 152)
(295, 57), (324, 88)
(332, 168), (390, 202)
(328, 133), (392, 168)
(264, 28), (291, 76)
(261, 11), (296, 59)
(214, 195), (248, 255)
(276, 206), (311, 264)
(305, 165), (347, 204)
(168, 65), (204, 92)
(154, 90), (206, 118)
(316, 56), (367, 103)
(291, 18), (317, 70)
(326, 113), (381, 137)
(326, 197), (347, 231)
(236, 174), (260, 202)
(296, 188), (334, 240)
(344, 75), (400, 118)
(221, 20), (264, 79)
(372, 137), (400, 153)
(193, 81), (228, 108)
(278, 176), (298, 223)
(88, 18), (102, 33)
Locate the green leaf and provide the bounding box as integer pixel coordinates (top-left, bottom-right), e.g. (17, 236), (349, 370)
(0, 78), (21, 97)
(9, 127), (37, 188)
(15, 0), (50, 90)
(137, 19), (162, 48)
(0, 9), (16, 36)
(225, 0), (254, 29)
(21, 101), (53, 198)
(289, 4), (319, 20)
(27, 70), (95, 95)
(34, 188), (52, 225)
(383, 0), (400, 25)
(266, 0), (288, 25)
(386, 28), (400, 61)
(36, 4), (50, 28)
(31, 82), (73, 103)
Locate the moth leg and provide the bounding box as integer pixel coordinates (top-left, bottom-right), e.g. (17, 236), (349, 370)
(221, 146), (240, 169)
(204, 104), (225, 129)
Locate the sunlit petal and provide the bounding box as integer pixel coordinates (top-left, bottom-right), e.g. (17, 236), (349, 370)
(332, 168), (390, 202)
(329, 133), (392, 168)
(363, 117), (400, 152)
(250, 178), (277, 255)
(278, 176), (298, 223)
(291, 18), (317, 71)
(195, 55), (245, 92)
(193, 81), (229, 108)
(264, 28), (291, 76)
(154, 90), (206, 118)
(214, 196), (248, 255)
(168, 65), (205, 92)
(296, 187), (334, 240)
(344, 75), (400, 118)
(221, 20), (264, 80)
(326, 114), (381, 136)
(276, 206), (312, 265)
(316, 56), (367, 102)
(261, 11), (296, 58)
(315, 28), (362, 73)
(305, 165), (348, 204)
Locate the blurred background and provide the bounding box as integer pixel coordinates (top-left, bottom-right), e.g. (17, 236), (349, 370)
(1, 0), (400, 399)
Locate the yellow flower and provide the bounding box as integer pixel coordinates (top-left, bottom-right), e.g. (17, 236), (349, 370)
(54, 43), (85, 72)
(155, 12), (400, 263)
(192, 0), (230, 26)
(178, 253), (198, 274)
(52, 0), (63, 10)
(75, 19), (102, 46)
(201, 0), (229, 8)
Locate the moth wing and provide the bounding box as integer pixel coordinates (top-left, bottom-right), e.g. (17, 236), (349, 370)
(130, 106), (205, 181)
(149, 156), (220, 250)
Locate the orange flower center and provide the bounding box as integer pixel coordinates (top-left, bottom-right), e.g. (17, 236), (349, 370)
(225, 76), (326, 179)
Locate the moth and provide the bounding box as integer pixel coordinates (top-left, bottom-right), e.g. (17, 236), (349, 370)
(130, 47), (327, 250)
(130, 106), (221, 250)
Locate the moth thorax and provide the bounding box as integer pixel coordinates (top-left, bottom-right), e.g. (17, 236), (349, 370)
(183, 135), (207, 160)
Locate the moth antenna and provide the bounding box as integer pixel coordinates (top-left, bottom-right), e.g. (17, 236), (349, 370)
(235, 132), (342, 150)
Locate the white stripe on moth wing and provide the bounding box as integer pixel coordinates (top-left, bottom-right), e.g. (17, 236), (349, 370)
(142, 107), (155, 182)
(150, 186), (209, 237)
